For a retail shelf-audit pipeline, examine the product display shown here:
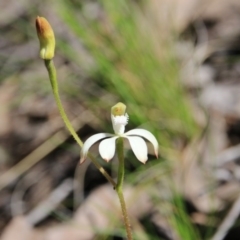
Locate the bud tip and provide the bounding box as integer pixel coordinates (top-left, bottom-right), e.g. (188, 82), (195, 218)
(111, 102), (126, 116)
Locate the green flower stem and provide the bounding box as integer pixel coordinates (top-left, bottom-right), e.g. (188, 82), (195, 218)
(44, 59), (116, 188)
(116, 137), (132, 240)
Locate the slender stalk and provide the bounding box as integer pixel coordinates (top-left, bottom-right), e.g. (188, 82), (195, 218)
(44, 59), (116, 188)
(116, 137), (132, 240)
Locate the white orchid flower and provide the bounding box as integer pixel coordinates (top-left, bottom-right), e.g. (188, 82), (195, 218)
(80, 103), (158, 164)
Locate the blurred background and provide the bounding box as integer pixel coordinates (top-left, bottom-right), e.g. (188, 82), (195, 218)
(1, 0), (240, 239)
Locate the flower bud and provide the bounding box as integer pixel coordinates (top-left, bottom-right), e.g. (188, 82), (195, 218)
(111, 102), (126, 116)
(35, 16), (55, 60)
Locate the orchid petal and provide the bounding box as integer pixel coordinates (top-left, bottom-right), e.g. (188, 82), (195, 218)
(126, 136), (148, 164)
(111, 114), (128, 134)
(99, 136), (118, 162)
(125, 129), (159, 158)
(80, 133), (114, 164)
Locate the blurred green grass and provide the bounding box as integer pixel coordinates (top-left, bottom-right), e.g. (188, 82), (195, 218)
(57, 0), (199, 150)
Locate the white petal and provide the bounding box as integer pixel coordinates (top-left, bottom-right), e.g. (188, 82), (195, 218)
(126, 136), (148, 164)
(125, 129), (159, 158)
(99, 136), (118, 162)
(80, 133), (114, 164)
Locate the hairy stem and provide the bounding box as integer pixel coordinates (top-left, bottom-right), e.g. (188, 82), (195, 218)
(44, 59), (116, 188)
(116, 137), (132, 240)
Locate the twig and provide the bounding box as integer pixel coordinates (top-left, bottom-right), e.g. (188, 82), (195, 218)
(211, 193), (240, 240)
(10, 171), (46, 216)
(26, 178), (73, 225)
(73, 161), (90, 210)
(0, 110), (95, 192)
(215, 144), (240, 167)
